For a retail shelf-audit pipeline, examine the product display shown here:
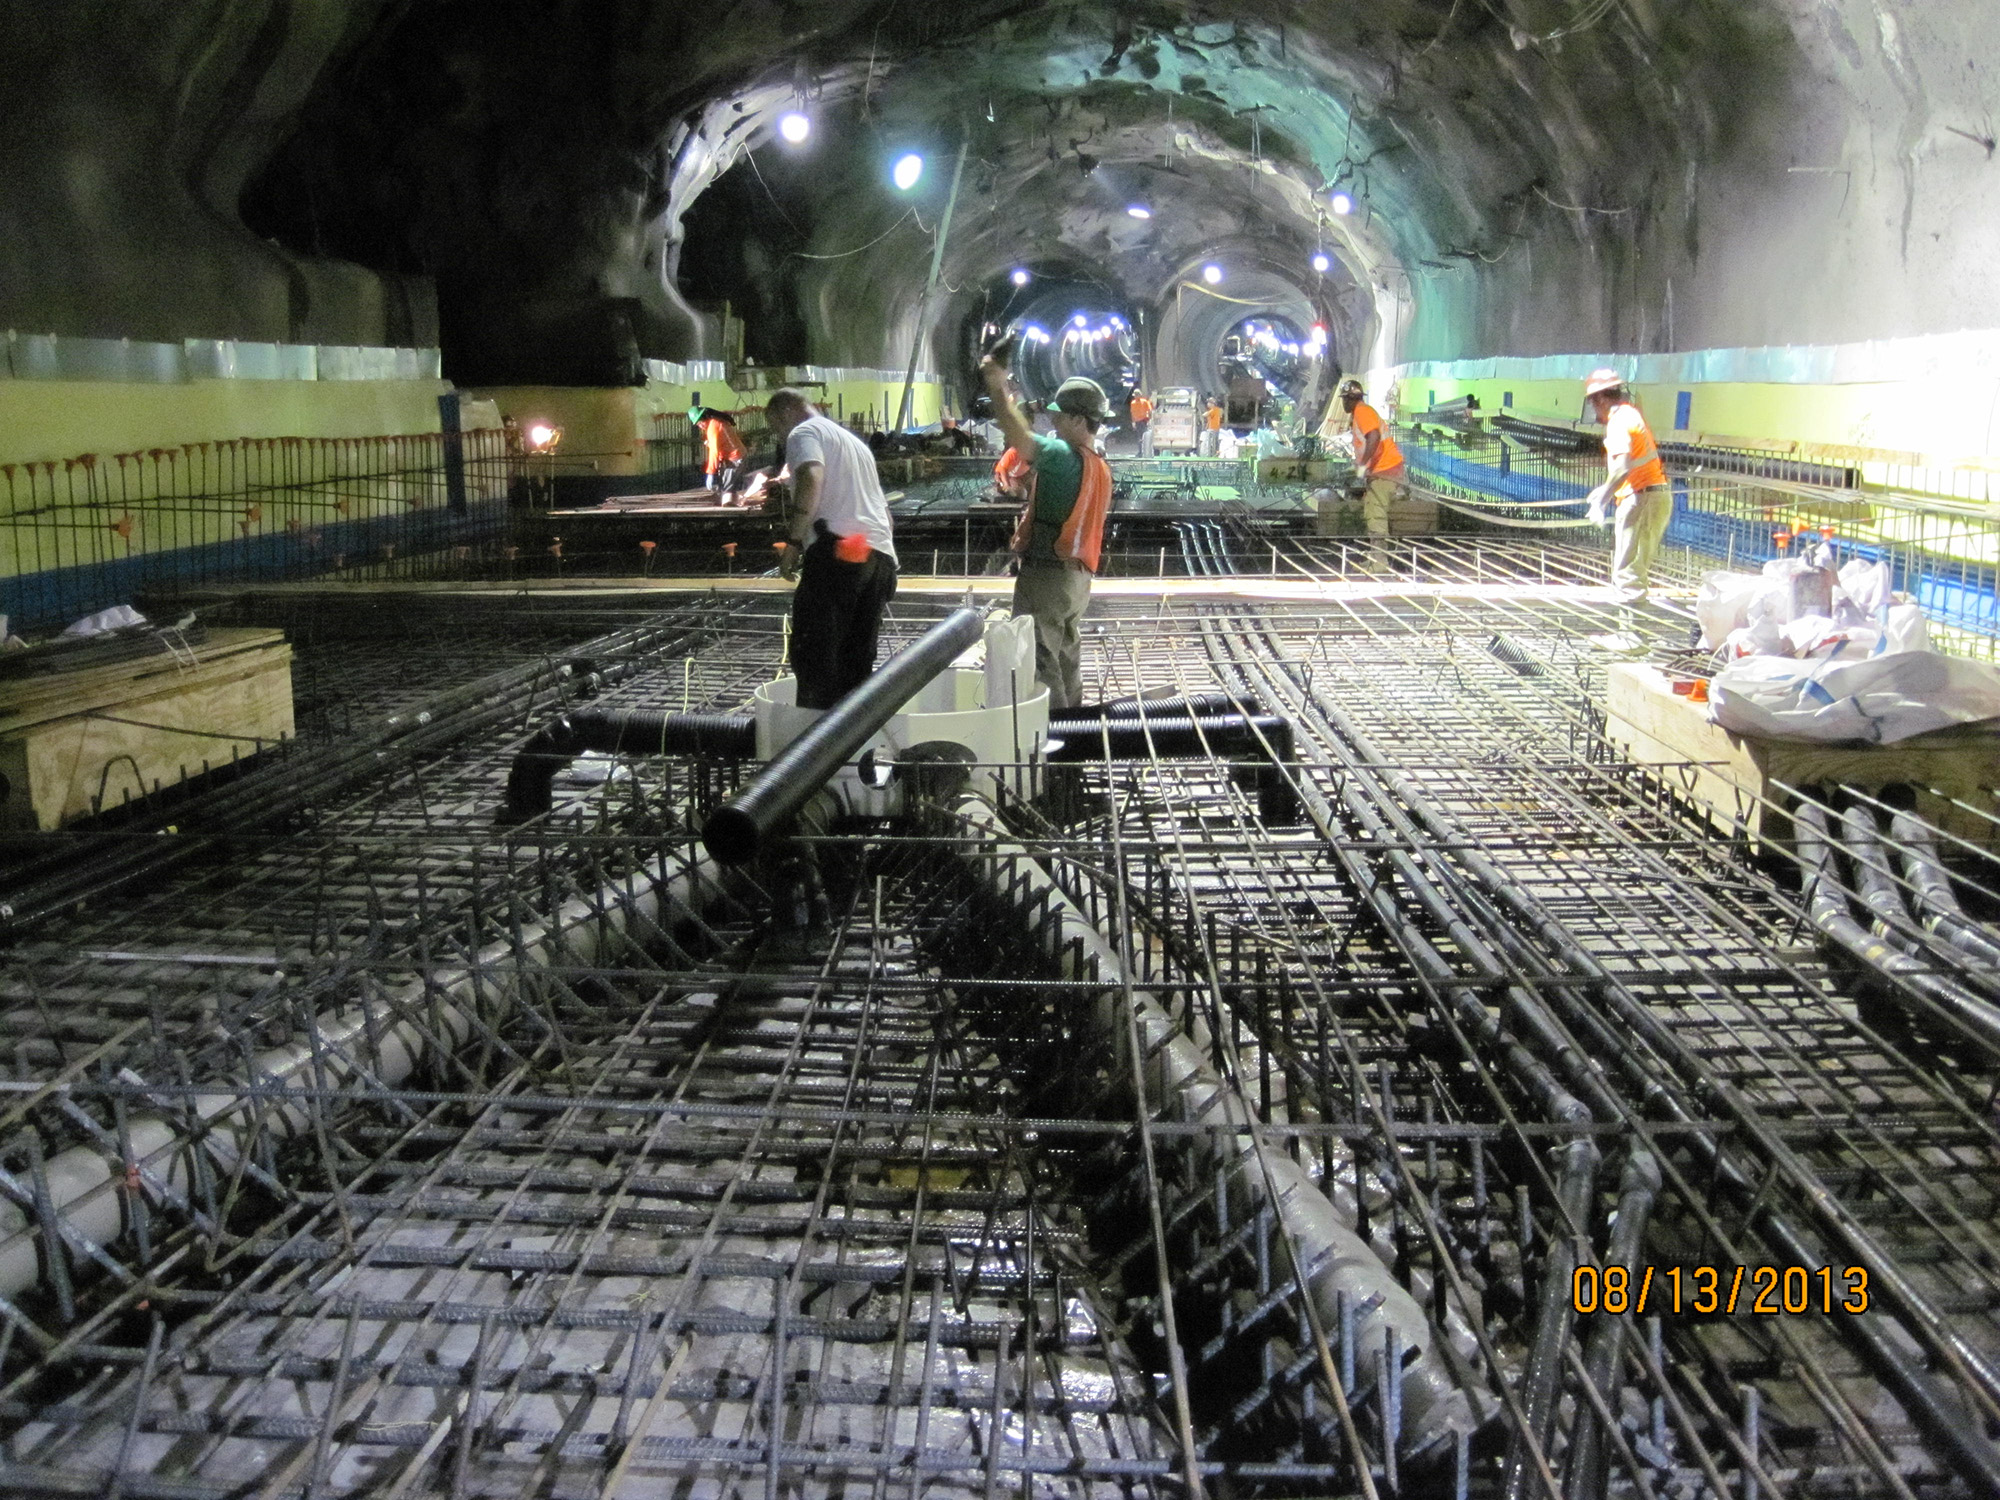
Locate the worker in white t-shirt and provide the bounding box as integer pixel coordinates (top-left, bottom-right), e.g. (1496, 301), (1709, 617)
(764, 388), (900, 709)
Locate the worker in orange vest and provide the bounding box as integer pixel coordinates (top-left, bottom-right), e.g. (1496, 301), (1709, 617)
(1582, 369), (1671, 600)
(692, 405), (746, 499)
(1202, 396), (1224, 457)
(980, 345), (1113, 708)
(1129, 387), (1155, 458)
(1338, 378), (1408, 548)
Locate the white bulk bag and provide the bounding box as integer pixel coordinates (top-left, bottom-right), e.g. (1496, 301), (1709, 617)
(1710, 649), (2000, 744)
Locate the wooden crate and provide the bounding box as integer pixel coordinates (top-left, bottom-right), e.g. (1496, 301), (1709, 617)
(1604, 662), (2000, 848)
(0, 629), (294, 829)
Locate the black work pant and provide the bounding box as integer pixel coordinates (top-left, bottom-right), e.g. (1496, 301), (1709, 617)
(789, 533), (898, 709)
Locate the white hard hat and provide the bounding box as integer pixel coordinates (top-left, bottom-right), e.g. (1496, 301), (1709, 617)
(1584, 368), (1626, 396)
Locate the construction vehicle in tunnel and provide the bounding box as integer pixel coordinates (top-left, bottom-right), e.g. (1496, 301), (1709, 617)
(1226, 373), (1269, 429)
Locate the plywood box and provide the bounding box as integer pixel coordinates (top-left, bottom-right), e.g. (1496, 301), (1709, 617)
(0, 629), (293, 830)
(1603, 662), (2000, 848)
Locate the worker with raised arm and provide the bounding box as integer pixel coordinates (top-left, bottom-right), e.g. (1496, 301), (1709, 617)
(764, 388), (899, 709)
(1338, 377), (1409, 548)
(1129, 386), (1155, 457)
(979, 341), (1113, 709)
(1582, 368), (1671, 601)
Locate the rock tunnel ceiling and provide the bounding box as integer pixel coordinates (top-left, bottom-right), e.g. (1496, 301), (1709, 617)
(7, 2), (1996, 386)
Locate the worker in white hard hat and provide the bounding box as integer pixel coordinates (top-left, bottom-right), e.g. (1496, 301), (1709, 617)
(1335, 377), (1408, 553)
(979, 343), (1114, 708)
(1582, 369), (1671, 601)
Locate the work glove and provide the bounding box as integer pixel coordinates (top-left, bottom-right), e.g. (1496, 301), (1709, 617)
(1585, 484), (1612, 526)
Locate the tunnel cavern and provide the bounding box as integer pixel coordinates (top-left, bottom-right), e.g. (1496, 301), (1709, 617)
(0, 3), (1997, 1496)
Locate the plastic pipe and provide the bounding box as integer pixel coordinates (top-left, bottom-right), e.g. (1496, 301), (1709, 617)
(702, 608), (984, 866)
(952, 796), (1491, 1468)
(1045, 713), (1293, 763)
(1792, 797), (2000, 1055)
(1889, 810), (2000, 971)
(501, 710), (756, 823)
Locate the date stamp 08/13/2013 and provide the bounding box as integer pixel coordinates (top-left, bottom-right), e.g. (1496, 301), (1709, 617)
(1572, 1264), (1870, 1317)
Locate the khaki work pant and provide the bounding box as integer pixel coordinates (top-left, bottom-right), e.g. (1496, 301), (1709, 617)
(1362, 471), (1409, 537)
(1012, 558), (1094, 709)
(1612, 485), (1672, 600)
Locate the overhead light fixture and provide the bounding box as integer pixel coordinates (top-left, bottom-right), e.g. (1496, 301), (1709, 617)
(1126, 204), (1152, 219)
(1202, 264), (1223, 285)
(1312, 251), (1331, 273)
(525, 422), (562, 453)
(892, 153), (924, 191)
(1072, 313), (1089, 327)
(1011, 268), (1030, 286)
(1331, 191), (1354, 216)
(778, 111), (811, 144)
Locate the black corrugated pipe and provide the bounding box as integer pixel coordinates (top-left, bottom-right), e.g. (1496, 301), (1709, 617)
(1839, 803), (2000, 999)
(1792, 796), (2000, 1055)
(1046, 713), (1292, 763)
(499, 710), (757, 824)
(1508, 1135), (1601, 1500)
(0, 608), (730, 939)
(1564, 1148), (1662, 1500)
(702, 607), (985, 866)
(1047, 713), (1299, 824)
(1054, 691), (1256, 723)
(1890, 810), (2000, 970)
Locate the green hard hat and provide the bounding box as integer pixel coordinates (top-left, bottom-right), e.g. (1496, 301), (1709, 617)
(1052, 376), (1110, 423)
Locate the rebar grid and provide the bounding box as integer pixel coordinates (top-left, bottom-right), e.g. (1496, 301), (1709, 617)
(0, 561), (1992, 1497)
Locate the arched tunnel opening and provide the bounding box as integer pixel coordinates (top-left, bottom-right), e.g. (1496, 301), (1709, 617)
(3, 7), (2000, 1500)
(969, 273), (1141, 405)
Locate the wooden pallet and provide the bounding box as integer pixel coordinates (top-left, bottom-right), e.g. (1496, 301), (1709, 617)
(1604, 662), (2000, 848)
(0, 629), (294, 829)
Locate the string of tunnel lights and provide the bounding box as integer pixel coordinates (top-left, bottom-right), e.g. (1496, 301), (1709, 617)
(771, 106), (1349, 401)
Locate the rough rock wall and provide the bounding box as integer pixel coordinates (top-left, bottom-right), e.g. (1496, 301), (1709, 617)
(0, 0), (425, 347)
(1401, 0), (2000, 361)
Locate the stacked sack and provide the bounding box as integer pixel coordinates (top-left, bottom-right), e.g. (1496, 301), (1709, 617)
(1695, 550), (2000, 743)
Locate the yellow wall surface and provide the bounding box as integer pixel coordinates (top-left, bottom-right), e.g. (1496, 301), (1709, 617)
(1393, 370), (2000, 499)
(0, 378), (450, 468)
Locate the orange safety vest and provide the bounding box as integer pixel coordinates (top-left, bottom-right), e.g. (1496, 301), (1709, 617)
(1205, 405), (1224, 431)
(1006, 445), (1113, 573)
(702, 416), (745, 471)
(1604, 402), (1667, 499)
(993, 447), (1035, 498)
(1130, 394), (1153, 423)
(1351, 402), (1404, 476)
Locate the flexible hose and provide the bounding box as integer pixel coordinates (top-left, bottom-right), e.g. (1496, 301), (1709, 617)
(1792, 796), (2000, 1056)
(1889, 810), (2000, 971)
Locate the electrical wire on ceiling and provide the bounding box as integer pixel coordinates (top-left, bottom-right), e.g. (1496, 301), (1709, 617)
(790, 209), (918, 259)
(1533, 184), (1632, 215)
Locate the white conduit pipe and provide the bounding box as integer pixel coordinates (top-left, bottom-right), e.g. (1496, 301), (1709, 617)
(954, 798), (1490, 1466)
(0, 852), (723, 1302)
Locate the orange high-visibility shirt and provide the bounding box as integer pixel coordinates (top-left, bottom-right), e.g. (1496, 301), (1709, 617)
(1130, 394), (1153, 422)
(1603, 402), (1666, 501)
(702, 417), (745, 472)
(1351, 402), (1404, 476)
(1205, 405), (1224, 431)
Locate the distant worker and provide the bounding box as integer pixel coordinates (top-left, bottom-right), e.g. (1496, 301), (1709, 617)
(764, 389), (899, 709)
(1582, 369), (1671, 601)
(1338, 377), (1408, 546)
(692, 404), (746, 498)
(1202, 396), (1224, 457)
(1129, 387), (1155, 458)
(980, 346), (1112, 709)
